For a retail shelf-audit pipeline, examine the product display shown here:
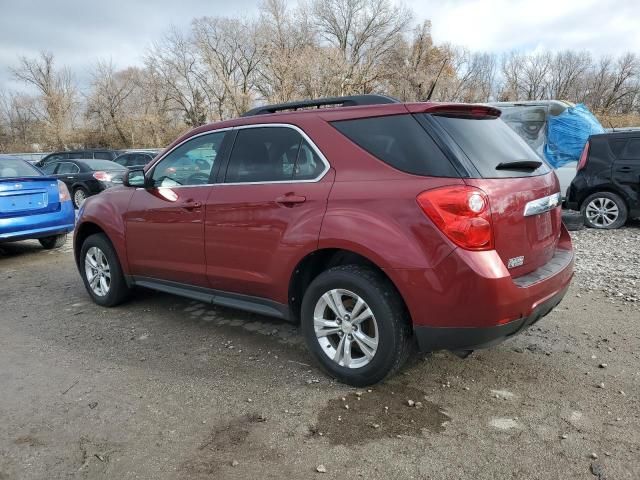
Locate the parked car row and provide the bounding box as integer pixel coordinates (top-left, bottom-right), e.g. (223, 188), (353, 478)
(35, 148), (161, 168)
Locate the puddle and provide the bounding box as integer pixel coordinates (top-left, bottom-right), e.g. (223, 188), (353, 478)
(313, 383), (448, 445)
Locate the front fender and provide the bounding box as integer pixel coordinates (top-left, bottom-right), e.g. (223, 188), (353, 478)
(75, 187), (134, 274)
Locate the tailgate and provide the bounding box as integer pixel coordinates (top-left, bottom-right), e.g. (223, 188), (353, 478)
(0, 178), (60, 218)
(466, 173), (562, 277)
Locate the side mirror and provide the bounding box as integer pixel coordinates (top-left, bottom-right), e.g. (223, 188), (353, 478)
(124, 168), (147, 188)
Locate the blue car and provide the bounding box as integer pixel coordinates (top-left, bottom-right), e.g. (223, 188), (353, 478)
(0, 157), (75, 249)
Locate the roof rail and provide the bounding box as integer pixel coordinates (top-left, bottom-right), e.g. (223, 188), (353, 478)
(241, 94), (400, 117)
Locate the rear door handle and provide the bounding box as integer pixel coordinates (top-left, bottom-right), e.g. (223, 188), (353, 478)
(617, 166), (632, 172)
(275, 194), (306, 206)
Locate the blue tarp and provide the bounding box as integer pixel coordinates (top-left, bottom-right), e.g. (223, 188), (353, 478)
(543, 103), (604, 168)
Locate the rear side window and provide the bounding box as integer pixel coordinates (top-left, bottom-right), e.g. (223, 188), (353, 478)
(225, 127), (325, 183)
(331, 115), (458, 177)
(431, 115), (550, 178)
(609, 139), (627, 157)
(94, 152), (113, 160)
(57, 162), (80, 174)
(621, 139), (640, 160)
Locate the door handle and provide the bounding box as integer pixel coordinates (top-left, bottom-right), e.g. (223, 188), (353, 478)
(275, 194), (306, 206)
(617, 166), (632, 172)
(182, 201), (202, 210)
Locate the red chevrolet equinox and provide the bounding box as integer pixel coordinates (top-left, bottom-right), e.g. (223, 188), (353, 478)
(74, 95), (574, 386)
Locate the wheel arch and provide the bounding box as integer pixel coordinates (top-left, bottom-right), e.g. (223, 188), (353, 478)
(578, 186), (630, 211)
(287, 248), (411, 325)
(74, 221), (107, 268)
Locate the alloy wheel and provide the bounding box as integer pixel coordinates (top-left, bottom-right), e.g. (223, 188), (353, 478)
(313, 289), (379, 369)
(585, 197), (619, 227)
(84, 246), (111, 297)
(74, 189), (87, 208)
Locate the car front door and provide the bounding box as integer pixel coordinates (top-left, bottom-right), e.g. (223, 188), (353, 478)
(613, 137), (640, 210)
(124, 130), (230, 287)
(204, 125), (334, 302)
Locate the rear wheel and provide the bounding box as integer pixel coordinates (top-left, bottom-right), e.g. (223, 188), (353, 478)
(73, 187), (89, 209)
(581, 192), (627, 229)
(39, 234), (67, 249)
(301, 265), (412, 386)
(79, 233), (131, 307)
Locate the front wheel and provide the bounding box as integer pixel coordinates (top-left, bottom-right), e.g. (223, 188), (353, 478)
(79, 233), (131, 307)
(301, 265), (412, 386)
(39, 234), (67, 249)
(581, 192), (627, 229)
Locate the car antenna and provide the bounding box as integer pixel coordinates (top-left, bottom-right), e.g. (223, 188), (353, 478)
(607, 119), (615, 132)
(425, 57), (448, 101)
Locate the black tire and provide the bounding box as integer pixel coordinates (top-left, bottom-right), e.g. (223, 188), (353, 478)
(561, 210), (584, 231)
(581, 192), (628, 229)
(301, 265), (412, 387)
(73, 187), (89, 209)
(38, 234), (67, 249)
(79, 233), (131, 307)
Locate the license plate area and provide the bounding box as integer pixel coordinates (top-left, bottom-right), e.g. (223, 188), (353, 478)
(0, 192), (48, 213)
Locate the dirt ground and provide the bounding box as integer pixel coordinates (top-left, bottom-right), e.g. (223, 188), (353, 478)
(0, 227), (638, 480)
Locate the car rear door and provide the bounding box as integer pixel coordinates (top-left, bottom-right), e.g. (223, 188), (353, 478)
(204, 125), (333, 302)
(53, 161), (81, 191)
(124, 131), (229, 287)
(612, 137), (640, 209)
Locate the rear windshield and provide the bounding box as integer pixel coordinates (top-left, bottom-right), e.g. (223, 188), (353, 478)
(82, 159), (125, 171)
(430, 115), (550, 178)
(0, 159), (42, 178)
(331, 115), (459, 177)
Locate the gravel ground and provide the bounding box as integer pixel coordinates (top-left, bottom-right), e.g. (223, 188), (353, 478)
(0, 224), (638, 480)
(571, 218), (640, 308)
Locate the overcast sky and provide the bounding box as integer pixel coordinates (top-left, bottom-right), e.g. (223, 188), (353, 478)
(1, 0), (639, 92)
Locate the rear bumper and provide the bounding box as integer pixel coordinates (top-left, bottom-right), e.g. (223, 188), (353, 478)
(0, 201), (75, 242)
(387, 224), (574, 350)
(413, 283), (569, 352)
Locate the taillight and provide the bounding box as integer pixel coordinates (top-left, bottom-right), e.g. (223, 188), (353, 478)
(417, 186), (494, 251)
(57, 180), (71, 202)
(577, 141), (590, 171)
(93, 171), (112, 182)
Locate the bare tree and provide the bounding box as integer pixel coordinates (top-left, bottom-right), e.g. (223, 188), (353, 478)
(86, 61), (138, 147)
(311, 0), (412, 94)
(11, 51), (77, 148)
(146, 28), (208, 127)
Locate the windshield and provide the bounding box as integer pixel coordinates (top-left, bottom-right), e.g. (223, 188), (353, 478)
(430, 115), (551, 178)
(82, 159), (126, 171)
(0, 158), (43, 178)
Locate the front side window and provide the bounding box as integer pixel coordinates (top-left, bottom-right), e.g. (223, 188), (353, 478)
(225, 127), (325, 183)
(151, 132), (225, 187)
(40, 162), (58, 175)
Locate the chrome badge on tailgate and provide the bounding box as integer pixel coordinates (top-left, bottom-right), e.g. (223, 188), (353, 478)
(507, 256), (524, 269)
(523, 192), (561, 217)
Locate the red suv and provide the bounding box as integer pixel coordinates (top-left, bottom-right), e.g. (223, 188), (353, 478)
(74, 95), (574, 386)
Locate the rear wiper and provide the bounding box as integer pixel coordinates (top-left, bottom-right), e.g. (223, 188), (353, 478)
(495, 160), (542, 171)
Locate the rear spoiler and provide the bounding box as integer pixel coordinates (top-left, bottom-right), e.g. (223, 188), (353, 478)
(406, 103), (501, 119)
